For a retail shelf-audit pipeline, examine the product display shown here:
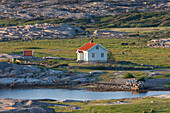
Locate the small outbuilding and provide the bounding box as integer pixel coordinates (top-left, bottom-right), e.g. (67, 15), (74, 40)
(23, 50), (34, 56)
(76, 40), (109, 62)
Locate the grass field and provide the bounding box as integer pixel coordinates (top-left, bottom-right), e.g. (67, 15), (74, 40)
(0, 36), (170, 67)
(46, 97), (170, 113)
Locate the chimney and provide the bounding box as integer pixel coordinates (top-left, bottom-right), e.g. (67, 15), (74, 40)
(90, 40), (93, 44)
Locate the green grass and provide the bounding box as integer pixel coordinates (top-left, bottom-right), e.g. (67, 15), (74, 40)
(90, 70), (170, 82)
(0, 17), (90, 30)
(0, 37), (169, 67)
(46, 97), (170, 113)
(163, 82), (170, 88)
(91, 11), (170, 29)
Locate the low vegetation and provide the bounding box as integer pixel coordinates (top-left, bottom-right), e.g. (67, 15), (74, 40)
(46, 97), (170, 113)
(0, 37), (169, 67)
(123, 73), (134, 78)
(0, 11), (169, 30)
(92, 11), (169, 29)
(137, 77), (146, 82)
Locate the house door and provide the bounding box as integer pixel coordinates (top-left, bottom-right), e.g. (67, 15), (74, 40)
(79, 53), (84, 61)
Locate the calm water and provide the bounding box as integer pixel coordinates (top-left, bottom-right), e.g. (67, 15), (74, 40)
(0, 88), (170, 100)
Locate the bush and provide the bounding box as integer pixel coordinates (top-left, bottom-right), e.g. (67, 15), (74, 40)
(137, 77), (145, 82)
(13, 61), (20, 65)
(123, 73), (134, 78)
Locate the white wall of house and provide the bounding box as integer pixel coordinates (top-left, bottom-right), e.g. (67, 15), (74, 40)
(87, 45), (108, 62)
(77, 53), (84, 61)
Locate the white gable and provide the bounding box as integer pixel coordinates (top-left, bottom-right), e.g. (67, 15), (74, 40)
(87, 43), (109, 52)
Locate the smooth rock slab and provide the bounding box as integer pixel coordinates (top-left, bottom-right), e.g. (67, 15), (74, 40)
(0, 62), (10, 70)
(25, 78), (42, 83)
(0, 78), (17, 84)
(10, 70), (23, 76)
(16, 78), (26, 83)
(48, 69), (64, 75)
(72, 78), (88, 82)
(0, 107), (55, 113)
(0, 98), (81, 113)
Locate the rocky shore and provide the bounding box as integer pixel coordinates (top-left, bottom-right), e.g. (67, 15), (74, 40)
(0, 61), (169, 91)
(0, 62), (97, 89)
(0, 98), (81, 113)
(0, 94), (170, 113)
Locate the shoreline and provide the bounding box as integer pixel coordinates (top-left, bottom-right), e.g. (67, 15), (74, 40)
(0, 94), (169, 113)
(0, 85), (170, 92)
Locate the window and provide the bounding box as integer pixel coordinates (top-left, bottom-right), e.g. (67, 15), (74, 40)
(101, 53), (104, 57)
(96, 46), (99, 50)
(92, 53), (95, 58)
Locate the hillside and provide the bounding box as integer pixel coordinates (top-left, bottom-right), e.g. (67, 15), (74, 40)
(0, 11), (169, 29)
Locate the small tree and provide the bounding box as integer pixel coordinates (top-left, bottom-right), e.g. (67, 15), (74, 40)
(123, 73), (134, 78)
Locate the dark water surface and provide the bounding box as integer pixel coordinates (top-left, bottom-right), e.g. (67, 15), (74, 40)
(0, 88), (170, 100)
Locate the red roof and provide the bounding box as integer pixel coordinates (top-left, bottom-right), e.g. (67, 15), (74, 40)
(78, 42), (97, 51)
(23, 50), (34, 56)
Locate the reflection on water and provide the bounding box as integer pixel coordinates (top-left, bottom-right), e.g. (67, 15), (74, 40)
(131, 91), (148, 95)
(0, 88), (170, 100)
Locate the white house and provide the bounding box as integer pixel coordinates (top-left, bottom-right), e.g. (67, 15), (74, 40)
(76, 40), (109, 62)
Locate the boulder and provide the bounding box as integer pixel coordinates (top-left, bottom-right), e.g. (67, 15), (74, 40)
(48, 69), (63, 75)
(89, 71), (106, 74)
(26, 100), (33, 106)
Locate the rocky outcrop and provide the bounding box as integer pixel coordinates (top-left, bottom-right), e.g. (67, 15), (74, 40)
(0, 98), (55, 113)
(147, 38), (170, 48)
(0, 0), (169, 19)
(0, 98), (81, 113)
(0, 23), (85, 40)
(0, 62), (96, 88)
(0, 62), (11, 71)
(0, 107), (55, 113)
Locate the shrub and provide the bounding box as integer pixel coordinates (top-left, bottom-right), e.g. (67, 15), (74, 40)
(13, 61), (20, 65)
(123, 73), (134, 78)
(137, 77), (145, 82)
(121, 43), (128, 45)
